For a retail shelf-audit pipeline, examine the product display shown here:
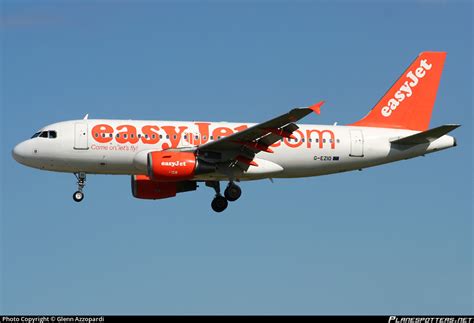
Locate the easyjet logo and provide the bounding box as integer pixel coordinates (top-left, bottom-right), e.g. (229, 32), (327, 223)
(381, 59), (432, 117)
(91, 123), (337, 150)
(161, 161), (187, 167)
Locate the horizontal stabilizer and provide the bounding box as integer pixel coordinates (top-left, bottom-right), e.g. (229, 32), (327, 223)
(390, 124), (460, 145)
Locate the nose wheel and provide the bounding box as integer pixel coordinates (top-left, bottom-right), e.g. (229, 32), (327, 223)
(73, 172), (86, 203)
(73, 191), (84, 202)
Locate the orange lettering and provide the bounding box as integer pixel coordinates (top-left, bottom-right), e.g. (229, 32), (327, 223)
(194, 122), (211, 145)
(116, 125), (139, 144)
(234, 124), (248, 132)
(91, 124), (113, 143)
(212, 127), (234, 139)
(306, 129), (335, 149)
(141, 125), (160, 144)
(284, 129), (304, 148)
(161, 126), (188, 148)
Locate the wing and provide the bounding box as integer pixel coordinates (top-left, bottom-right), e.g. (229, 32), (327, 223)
(195, 101), (324, 170)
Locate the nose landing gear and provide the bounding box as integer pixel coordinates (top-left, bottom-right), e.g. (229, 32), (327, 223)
(73, 172), (86, 202)
(73, 191), (84, 202)
(206, 181), (242, 212)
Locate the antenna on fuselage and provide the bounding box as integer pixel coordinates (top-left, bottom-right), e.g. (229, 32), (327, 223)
(83, 114), (89, 120)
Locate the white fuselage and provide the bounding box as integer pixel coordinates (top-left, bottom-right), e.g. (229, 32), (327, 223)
(12, 119), (456, 181)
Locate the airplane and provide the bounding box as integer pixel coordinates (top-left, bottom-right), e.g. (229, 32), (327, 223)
(12, 51), (459, 212)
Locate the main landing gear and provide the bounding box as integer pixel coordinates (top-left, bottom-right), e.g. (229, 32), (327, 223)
(73, 172), (86, 202)
(224, 182), (241, 202)
(206, 181), (242, 213)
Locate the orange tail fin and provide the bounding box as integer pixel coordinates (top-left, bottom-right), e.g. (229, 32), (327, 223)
(351, 52), (446, 131)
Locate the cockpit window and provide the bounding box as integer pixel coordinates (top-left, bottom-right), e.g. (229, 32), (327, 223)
(33, 130), (57, 139)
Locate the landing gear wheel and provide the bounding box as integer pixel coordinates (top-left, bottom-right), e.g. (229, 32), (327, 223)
(73, 191), (84, 202)
(211, 195), (228, 213)
(73, 172), (86, 203)
(224, 183), (242, 202)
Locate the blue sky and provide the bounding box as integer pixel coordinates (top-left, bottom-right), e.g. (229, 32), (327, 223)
(1, 0), (472, 315)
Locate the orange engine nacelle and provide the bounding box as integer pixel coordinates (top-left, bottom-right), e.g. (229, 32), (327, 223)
(147, 151), (214, 182)
(131, 175), (197, 200)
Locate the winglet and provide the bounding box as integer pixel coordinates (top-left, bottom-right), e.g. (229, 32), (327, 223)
(308, 101), (325, 115)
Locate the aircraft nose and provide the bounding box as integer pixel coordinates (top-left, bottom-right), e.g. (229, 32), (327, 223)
(12, 141), (29, 163)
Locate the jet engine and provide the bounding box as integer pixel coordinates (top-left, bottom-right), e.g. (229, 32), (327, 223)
(147, 151), (215, 182)
(131, 175), (197, 200)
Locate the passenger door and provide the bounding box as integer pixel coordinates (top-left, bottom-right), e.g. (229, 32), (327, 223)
(74, 123), (89, 150)
(349, 130), (364, 157)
